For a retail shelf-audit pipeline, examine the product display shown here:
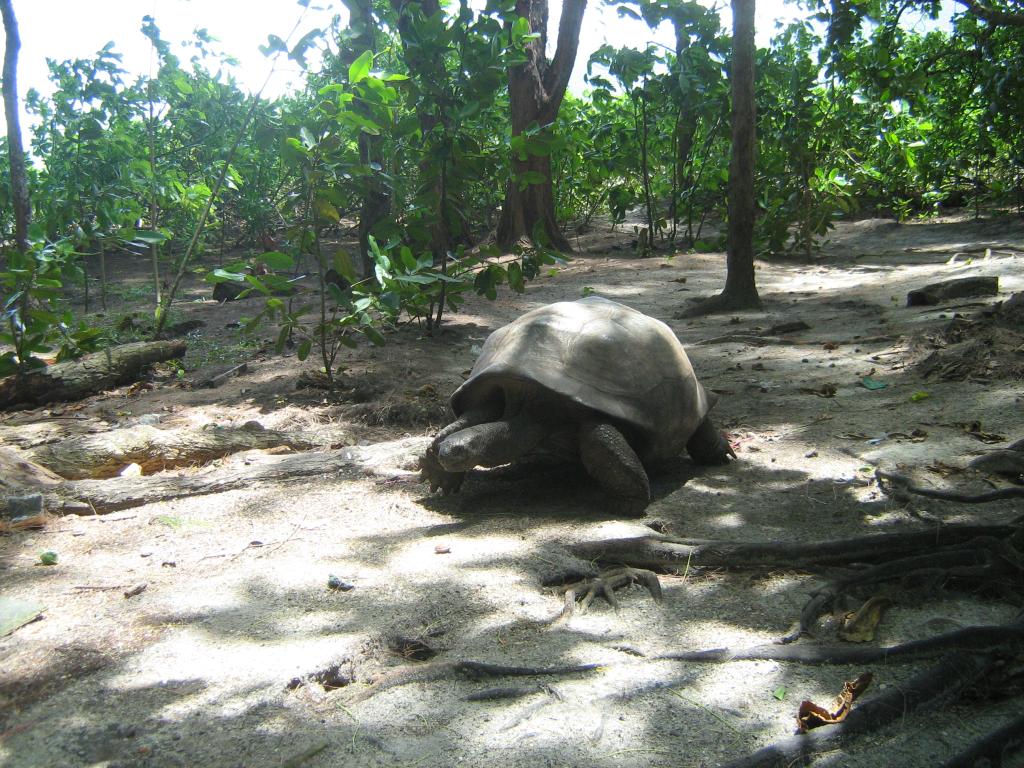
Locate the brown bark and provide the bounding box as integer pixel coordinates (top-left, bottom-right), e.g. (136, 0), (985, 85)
(679, 0), (760, 317)
(1, 0), (31, 255)
(956, 0), (1024, 27)
(0, 446), (63, 494)
(723, 0), (760, 307)
(496, 0), (587, 251)
(26, 422), (349, 479)
(0, 340), (187, 410)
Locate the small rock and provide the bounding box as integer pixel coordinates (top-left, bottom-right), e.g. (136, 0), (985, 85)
(327, 575), (355, 591)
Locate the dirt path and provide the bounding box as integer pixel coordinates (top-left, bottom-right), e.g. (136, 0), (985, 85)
(2, 215), (1023, 768)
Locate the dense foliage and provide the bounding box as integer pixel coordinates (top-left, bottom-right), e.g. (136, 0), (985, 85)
(2, 0), (1022, 376)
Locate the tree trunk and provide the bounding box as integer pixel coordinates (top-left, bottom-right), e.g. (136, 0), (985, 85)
(721, 0), (761, 308)
(0, 340), (187, 409)
(1, 0), (31, 255)
(341, 0), (391, 279)
(720, 0), (761, 307)
(678, 0), (761, 318)
(670, 22), (699, 244)
(495, 0), (587, 252)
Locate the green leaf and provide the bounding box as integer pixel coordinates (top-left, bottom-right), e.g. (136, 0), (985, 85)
(348, 50), (374, 84)
(260, 34), (289, 57)
(297, 339), (313, 360)
(910, 391), (930, 402)
(399, 246), (417, 271)
(39, 551), (59, 566)
(206, 268), (246, 284)
(772, 686), (787, 701)
(259, 251), (295, 271)
(130, 231), (169, 245)
(507, 262), (524, 293)
(362, 325), (386, 346)
(315, 199), (340, 223)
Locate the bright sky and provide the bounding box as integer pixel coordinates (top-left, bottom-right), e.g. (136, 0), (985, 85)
(9, 0), (809, 112)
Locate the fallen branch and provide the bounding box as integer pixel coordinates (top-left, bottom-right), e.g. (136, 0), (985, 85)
(348, 659), (601, 704)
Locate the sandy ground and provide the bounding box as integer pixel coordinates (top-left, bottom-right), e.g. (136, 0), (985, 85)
(1, 214), (1023, 768)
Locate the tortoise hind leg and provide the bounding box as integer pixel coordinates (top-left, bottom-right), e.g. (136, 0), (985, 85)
(579, 422), (651, 509)
(686, 416), (735, 465)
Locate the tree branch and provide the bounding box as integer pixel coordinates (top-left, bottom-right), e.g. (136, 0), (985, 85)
(956, 0), (1024, 26)
(539, 0), (587, 121)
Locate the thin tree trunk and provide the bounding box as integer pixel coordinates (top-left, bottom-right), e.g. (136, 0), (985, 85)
(342, 0), (390, 279)
(147, 87), (163, 307)
(638, 82), (655, 253)
(496, 0), (587, 252)
(99, 240), (108, 311)
(678, 0), (761, 317)
(391, 0), (452, 281)
(1, 0), (31, 256)
(721, 0), (760, 306)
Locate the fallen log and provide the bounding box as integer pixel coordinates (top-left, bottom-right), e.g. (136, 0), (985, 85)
(0, 340), (187, 410)
(26, 421), (348, 479)
(0, 436), (431, 516)
(0, 447), (63, 494)
(906, 275), (999, 307)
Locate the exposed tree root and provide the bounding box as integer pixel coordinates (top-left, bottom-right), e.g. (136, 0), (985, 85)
(788, 533), (1024, 641)
(720, 651), (1006, 768)
(876, 469), (1024, 503)
(568, 522), (1022, 572)
(347, 659), (602, 704)
(557, 566), (663, 617)
(561, 523), (1024, 766)
(676, 291), (763, 319)
(939, 712), (1024, 768)
(656, 623), (1024, 665)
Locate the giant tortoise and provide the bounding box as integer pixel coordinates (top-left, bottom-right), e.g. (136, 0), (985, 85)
(420, 296), (733, 506)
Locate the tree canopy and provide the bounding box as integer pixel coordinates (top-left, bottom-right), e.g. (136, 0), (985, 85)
(2, 0), (1023, 373)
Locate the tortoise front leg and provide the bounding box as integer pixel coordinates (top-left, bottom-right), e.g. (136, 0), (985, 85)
(579, 422), (651, 509)
(686, 416), (735, 465)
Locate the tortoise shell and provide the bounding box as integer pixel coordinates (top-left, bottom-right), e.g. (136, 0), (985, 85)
(450, 296), (715, 462)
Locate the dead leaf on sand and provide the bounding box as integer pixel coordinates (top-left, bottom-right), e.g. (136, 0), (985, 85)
(838, 596), (894, 643)
(797, 673), (873, 733)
